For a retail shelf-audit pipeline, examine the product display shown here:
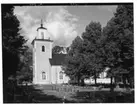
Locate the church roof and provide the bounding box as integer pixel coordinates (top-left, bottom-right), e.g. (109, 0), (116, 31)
(37, 26), (47, 31)
(31, 39), (53, 45)
(50, 54), (66, 66)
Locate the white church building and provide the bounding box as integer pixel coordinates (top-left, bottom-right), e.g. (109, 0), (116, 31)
(32, 21), (111, 85)
(32, 21), (70, 84)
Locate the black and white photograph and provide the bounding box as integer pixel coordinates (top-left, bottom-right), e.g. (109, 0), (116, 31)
(1, 2), (134, 103)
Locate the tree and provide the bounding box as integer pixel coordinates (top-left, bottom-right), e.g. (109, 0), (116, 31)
(52, 45), (70, 54)
(16, 48), (33, 84)
(102, 4), (133, 88)
(81, 21), (104, 84)
(63, 36), (85, 85)
(52, 45), (63, 54)
(63, 22), (104, 86)
(2, 4), (27, 80)
(2, 4), (27, 102)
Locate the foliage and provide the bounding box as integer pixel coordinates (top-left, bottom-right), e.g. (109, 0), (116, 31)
(2, 4), (27, 80)
(63, 22), (104, 85)
(52, 46), (64, 54)
(102, 4), (133, 82)
(16, 48), (33, 83)
(63, 5), (133, 87)
(63, 36), (84, 84)
(81, 22), (105, 80)
(52, 45), (69, 54)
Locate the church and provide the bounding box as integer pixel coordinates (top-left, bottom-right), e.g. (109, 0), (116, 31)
(32, 21), (111, 85)
(32, 21), (70, 84)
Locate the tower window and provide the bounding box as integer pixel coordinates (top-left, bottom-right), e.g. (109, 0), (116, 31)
(41, 32), (44, 39)
(42, 72), (46, 80)
(42, 46), (45, 52)
(59, 71), (63, 80)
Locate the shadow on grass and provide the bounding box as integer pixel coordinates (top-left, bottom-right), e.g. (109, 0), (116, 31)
(4, 85), (64, 103)
(68, 90), (134, 103)
(4, 84), (134, 103)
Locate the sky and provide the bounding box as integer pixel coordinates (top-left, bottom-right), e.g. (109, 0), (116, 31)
(14, 5), (117, 47)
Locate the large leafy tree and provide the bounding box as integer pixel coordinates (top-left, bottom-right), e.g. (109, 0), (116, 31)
(63, 36), (85, 85)
(81, 21), (104, 84)
(2, 4), (26, 80)
(102, 4), (133, 86)
(63, 22), (104, 85)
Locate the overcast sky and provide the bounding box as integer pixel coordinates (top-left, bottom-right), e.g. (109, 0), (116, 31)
(14, 5), (117, 47)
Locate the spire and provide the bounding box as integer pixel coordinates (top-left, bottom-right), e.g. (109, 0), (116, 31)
(41, 19), (43, 27)
(37, 19), (47, 31)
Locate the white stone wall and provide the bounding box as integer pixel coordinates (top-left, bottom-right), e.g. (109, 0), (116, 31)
(33, 40), (52, 84)
(85, 70), (111, 84)
(84, 78), (111, 84)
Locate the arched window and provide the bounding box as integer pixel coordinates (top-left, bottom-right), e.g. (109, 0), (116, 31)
(42, 46), (45, 52)
(42, 72), (46, 80)
(59, 71), (63, 79)
(41, 32), (44, 39)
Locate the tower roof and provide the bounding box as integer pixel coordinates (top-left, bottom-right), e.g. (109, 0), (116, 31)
(37, 19), (47, 31)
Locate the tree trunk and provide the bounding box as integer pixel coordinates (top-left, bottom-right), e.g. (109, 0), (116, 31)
(81, 78), (85, 86)
(94, 72), (97, 85)
(129, 77), (134, 88)
(95, 77), (97, 85)
(110, 76), (114, 92)
(77, 72), (81, 86)
(122, 74), (127, 88)
(77, 76), (80, 86)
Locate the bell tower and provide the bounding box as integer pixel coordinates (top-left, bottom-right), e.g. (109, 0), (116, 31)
(36, 20), (50, 40)
(32, 20), (53, 84)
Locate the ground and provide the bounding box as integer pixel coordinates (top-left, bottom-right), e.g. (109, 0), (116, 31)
(4, 84), (134, 103)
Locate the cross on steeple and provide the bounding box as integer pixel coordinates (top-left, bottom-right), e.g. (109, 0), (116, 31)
(41, 19), (43, 27)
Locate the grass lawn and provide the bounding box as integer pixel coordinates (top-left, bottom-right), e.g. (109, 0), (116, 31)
(4, 84), (134, 103)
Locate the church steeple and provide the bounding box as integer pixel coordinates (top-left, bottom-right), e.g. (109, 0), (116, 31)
(37, 19), (47, 31)
(36, 19), (51, 40)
